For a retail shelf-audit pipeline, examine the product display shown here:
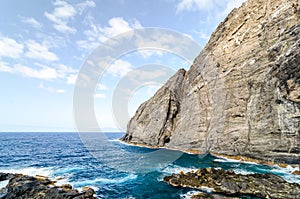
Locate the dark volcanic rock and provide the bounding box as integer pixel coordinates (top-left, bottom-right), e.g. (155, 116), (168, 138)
(0, 173), (14, 182)
(122, 0), (300, 164)
(0, 173), (98, 199)
(190, 192), (239, 199)
(163, 168), (300, 199)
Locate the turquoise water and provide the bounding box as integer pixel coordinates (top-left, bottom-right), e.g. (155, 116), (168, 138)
(0, 132), (299, 199)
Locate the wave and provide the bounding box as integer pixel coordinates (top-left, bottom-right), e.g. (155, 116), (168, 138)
(77, 186), (100, 192)
(0, 166), (83, 187)
(180, 191), (203, 199)
(213, 157), (258, 165)
(232, 168), (254, 175)
(271, 165), (299, 174)
(72, 174), (137, 187)
(0, 180), (9, 189)
(0, 167), (54, 177)
(265, 165), (300, 184)
(162, 165), (194, 175)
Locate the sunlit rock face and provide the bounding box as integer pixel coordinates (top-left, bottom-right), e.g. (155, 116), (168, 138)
(122, 0), (300, 164)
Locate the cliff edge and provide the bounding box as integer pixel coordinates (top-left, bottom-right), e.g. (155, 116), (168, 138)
(121, 0), (300, 164)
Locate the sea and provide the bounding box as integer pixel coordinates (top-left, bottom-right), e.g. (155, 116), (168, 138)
(0, 132), (299, 199)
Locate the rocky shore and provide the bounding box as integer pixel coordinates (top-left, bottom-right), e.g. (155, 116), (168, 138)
(0, 172), (98, 199)
(163, 168), (300, 199)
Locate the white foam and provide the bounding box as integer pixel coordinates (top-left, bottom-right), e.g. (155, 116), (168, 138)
(54, 177), (72, 186)
(213, 157), (258, 165)
(0, 167), (54, 177)
(200, 186), (215, 193)
(269, 165), (300, 184)
(156, 175), (165, 182)
(77, 186), (100, 192)
(214, 158), (241, 163)
(53, 167), (84, 175)
(72, 174), (137, 187)
(282, 174), (300, 184)
(162, 165), (194, 175)
(232, 168), (254, 175)
(0, 180), (9, 189)
(272, 165), (299, 174)
(0, 167), (75, 187)
(180, 191), (203, 199)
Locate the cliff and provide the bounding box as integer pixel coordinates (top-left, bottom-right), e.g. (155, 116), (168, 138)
(121, 0), (300, 164)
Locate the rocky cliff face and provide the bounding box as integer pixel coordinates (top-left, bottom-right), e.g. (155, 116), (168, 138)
(121, 0), (300, 163)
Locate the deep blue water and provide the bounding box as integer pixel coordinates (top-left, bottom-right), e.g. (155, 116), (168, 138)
(0, 132), (299, 199)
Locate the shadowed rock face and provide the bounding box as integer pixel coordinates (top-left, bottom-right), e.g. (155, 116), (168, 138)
(122, 0), (300, 163)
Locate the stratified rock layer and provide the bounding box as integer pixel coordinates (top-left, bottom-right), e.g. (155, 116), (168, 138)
(163, 168), (300, 199)
(122, 0), (300, 163)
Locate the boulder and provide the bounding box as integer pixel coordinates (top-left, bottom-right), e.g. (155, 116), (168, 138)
(164, 168), (300, 199)
(0, 173), (98, 199)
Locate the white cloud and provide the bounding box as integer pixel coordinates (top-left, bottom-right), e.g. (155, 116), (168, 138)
(0, 61), (78, 82)
(53, 22), (77, 34)
(35, 63), (78, 78)
(39, 83), (65, 93)
(25, 40), (59, 61)
(67, 74), (78, 84)
(21, 17), (43, 29)
(0, 62), (13, 72)
(102, 17), (134, 39)
(176, 0), (214, 13)
(76, 39), (99, 50)
(0, 64), (58, 80)
(57, 64), (78, 77)
(0, 37), (24, 58)
(15, 64), (58, 79)
(45, 0), (77, 33)
(134, 31), (197, 58)
(107, 59), (132, 77)
(95, 93), (106, 99)
(45, 0), (96, 34)
(132, 19), (143, 29)
(97, 83), (108, 90)
(52, 0), (76, 18)
(77, 0), (96, 14)
(77, 17), (143, 50)
(138, 49), (164, 58)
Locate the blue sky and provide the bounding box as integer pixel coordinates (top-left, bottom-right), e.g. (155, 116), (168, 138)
(0, 0), (245, 132)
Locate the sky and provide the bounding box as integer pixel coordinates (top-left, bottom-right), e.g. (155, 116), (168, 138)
(0, 0), (246, 132)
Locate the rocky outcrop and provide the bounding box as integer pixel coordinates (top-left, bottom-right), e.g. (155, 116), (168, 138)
(190, 192), (239, 199)
(122, 0), (300, 163)
(0, 173), (98, 199)
(163, 168), (300, 199)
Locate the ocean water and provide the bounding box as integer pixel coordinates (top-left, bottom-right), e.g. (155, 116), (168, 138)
(0, 132), (299, 199)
